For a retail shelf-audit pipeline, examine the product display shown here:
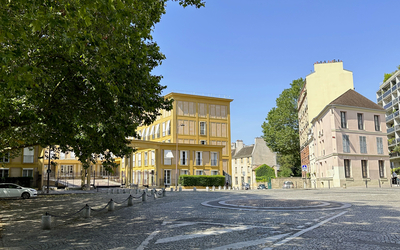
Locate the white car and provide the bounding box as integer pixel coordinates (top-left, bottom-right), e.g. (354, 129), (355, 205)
(0, 183), (37, 199)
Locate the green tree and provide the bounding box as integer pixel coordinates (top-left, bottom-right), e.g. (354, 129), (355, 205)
(255, 164), (275, 181)
(261, 78), (304, 177)
(0, 0), (205, 169)
(383, 65), (400, 82)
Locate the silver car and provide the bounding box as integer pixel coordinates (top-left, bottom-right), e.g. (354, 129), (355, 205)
(282, 181), (294, 189)
(0, 183), (37, 199)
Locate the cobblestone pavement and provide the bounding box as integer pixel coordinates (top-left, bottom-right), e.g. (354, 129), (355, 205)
(1, 187), (400, 249)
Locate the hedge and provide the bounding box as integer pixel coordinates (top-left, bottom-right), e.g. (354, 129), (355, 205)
(179, 175), (225, 187)
(0, 177), (33, 187)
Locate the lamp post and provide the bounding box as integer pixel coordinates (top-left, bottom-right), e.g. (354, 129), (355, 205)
(175, 123), (185, 190)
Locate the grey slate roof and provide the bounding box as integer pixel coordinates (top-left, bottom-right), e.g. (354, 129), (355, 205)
(329, 89), (384, 111)
(232, 145), (254, 159)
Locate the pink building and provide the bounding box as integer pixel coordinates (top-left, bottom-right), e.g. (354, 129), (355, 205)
(311, 89), (390, 188)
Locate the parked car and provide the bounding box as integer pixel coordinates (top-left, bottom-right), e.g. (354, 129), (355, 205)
(243, 183), (250, 190)
(282, 181), (294, 189)
(0, 183), (37, 199)
(257, 184), (267, 190)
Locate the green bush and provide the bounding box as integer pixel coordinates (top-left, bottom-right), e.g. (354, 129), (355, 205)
(255, 164), (275, 180)
(179, 175), (225, 187)
(392, 167), (400, 175)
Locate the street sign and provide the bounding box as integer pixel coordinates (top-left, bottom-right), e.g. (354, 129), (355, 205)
(302, 165), (307, 171)
(47, 169), (51, 174)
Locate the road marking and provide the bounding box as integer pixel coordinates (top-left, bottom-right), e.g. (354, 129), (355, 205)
(208, 233), (289, 250)
(264, 211), (348, 249)
(155, 225), (255, 244)
(136, 230), (159, 250)
(168, 222), (197, 228)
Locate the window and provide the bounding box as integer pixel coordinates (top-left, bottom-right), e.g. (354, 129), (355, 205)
(23, 147), (34, 163)
(0, 153), (9, 163)
(374, 115), (380, 131)
(247, 176), (251, 184)
(211, 152), (218, 166)
(166, 120), (171, 136)
(235, 167), (237, 173)
(196, 170), (204, 175)
(200, 121), (207, 135)
(241, 158), (243, 163)
(144, 152), (148, 166)
(200, 140), (207, 145)
(211, 170), (218, 175)
(151, 151), (155, 165)
(164, 150), (172, 165)
(195, 152), (203, 166)
(138, 153), (142, 166)
(248, 166), (251, 173)
(133, 154), (136, 167)
(0, 169), (9, 178)
(359, 136), (367, 153)
(235, 177), (238, 185)
(22, 168), (33, 177)
(376, 137), (384, 154)
(235, 159), (237, 164)
(361, 160), (368, 178)
(162, 122), (166, 137)
(181, 170), (189, 175)
(342, 135), (350, 153)
(59, 151), (65, 160)
(340, 112), (347, 128)
(379, 160), (385, 178)
(156, 124), (160, 138)
(164, 170), (171, 185)
(69, 151), (75, 159)
(344, 159), (350, 178)
(357, 113), (363, 130)
(180, 150), (188, 165)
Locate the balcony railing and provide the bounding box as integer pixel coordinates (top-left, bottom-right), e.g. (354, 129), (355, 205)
(386, 113), (394, 122)
(384, 101), (393, 109)
(392, 85), (397, 92)
(390, 152), (400, 158)
(393, 97), (399, 105)
(397, 138), (400, 143)
(395, 125), (400, 131)
(388, 127), (395, 133)
(378, 96), (383, 102)
(389, 139), (396, 146)
(383, 89), (392, 98)
(395, 110), (400, 118)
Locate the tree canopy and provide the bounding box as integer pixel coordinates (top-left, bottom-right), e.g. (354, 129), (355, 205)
(0, 0), (205, 167)
(261, 78), (304, 177)
(255, 164), (275, 181)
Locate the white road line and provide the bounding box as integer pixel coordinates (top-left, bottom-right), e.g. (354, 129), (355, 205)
(155, 226), (255, 244)
(266, 211), (348, 249)
(208, 233), (290, 250)
(177, 221), (277, 229)
(168, 222), (197, 228)
(136, 230), (159, 250)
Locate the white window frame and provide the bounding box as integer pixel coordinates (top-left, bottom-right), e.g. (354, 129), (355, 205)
(23, 147), (34, 163)
(180, 150), (188, 165)
(0, 168), (9, 178)
(377, 137), (384, 154)
(144, 152), (148, 166)
(162, 122), (166, 137)
(199, 121), (207, 135)
(211, 170), (218, 175)
(22, 168), (33, 177)
(164, 150), (172, 165)
(200, 140), (207, 145)
(196, 170), (204, 175)
(138, 153), (142, 166)
(211, 152), (218, 166)
(151, 151), (155, 165)
(0, 153), (9, 163)
(164, 169), (171, 185)
(195, 151), (203, 166)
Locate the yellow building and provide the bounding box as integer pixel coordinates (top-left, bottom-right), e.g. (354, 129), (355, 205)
(0, 146), (43, 187)
(122, 92), (233, 187)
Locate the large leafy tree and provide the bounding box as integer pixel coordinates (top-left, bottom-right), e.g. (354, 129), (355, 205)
(261, 78), (304, 177)
(0, 0), (205, 167)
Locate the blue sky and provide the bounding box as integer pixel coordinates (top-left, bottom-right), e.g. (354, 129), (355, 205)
(152, 0), (400, 146)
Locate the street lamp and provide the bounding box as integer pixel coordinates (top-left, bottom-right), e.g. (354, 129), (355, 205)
(176, 123), (185, 190)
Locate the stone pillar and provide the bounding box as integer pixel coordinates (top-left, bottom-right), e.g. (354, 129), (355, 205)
(128, 195), (133, 206)
(83, 204), (90, 218)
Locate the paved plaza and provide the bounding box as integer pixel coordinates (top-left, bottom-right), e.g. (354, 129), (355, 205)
(1, 187), (400, 249)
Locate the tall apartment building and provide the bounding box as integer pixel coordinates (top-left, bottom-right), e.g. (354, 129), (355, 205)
(376, 70), (400, 169)
(298, 61), (354, 175)
(123, 93), (233, 187)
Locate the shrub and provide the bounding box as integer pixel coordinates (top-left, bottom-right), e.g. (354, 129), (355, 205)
(179, 175), (225, 187)
(255, 164), (275, 180)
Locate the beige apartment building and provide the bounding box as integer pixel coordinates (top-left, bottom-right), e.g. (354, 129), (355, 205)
(299, 61), (354, 174)
(311, 89), (389, 188)
(231, 138), (276, 189)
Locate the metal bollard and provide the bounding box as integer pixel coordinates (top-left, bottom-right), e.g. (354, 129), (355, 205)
(42, 214), (51, 230)
(219, 186), (221, 190)
(206, 186), (209, 191)
(228, 186), (231, 190)
(83, 204), (91, 218)
(108, 199), (115, 211)
(163, 188), (166, 197)
(179, 186), (182, 192)
(128, 195), (133, 206)
(212, 186), (215, 191)
(193, 187), (197, 192)
(142, 191), (147, 202)
(170, 188), (173, 192)
(223, 186), (226, 190)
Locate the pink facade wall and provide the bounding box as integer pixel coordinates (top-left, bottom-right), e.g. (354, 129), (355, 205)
(312, 106), (390, 187)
